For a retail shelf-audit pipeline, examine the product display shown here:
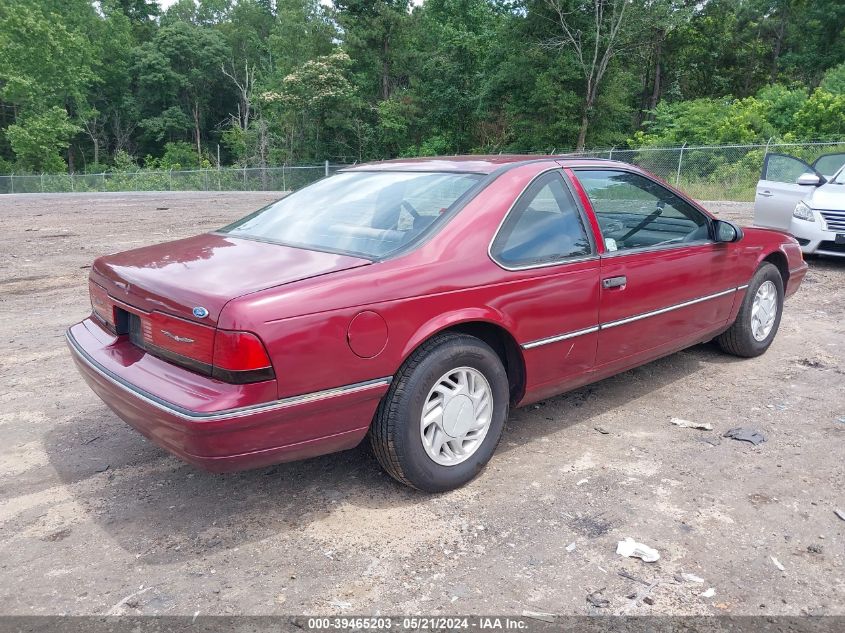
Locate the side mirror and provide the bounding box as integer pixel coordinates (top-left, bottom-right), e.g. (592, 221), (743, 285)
(714, 219), (743, 243)
(797, 172), (824, 186)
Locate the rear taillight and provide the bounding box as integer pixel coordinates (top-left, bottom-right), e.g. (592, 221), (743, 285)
(127, 311), (274, 384)
(87, 284), (275, 384)
(212, 330), (275, 383)
(89, 280), (116, 331)
(147, 312), (216, 364)
(132, 312), (216, 375)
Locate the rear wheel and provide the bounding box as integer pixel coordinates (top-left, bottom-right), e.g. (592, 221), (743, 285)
(716, 262), (784, 358)
(369, 333), (509, 492)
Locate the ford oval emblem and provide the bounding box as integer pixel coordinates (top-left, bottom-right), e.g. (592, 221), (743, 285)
(192, 306), (209, 319)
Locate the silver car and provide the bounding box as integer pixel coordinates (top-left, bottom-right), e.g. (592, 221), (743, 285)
(754, 152), (845, 257)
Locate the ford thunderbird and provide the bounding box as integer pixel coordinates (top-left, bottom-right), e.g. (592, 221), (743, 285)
(67, 156), (807, 491)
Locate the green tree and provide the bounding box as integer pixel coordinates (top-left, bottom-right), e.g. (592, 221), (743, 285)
(263, 51), (368, 162)
(1, 0), (843, 174)
(820, 63), (845, 95)
(0, 0), (97, 170)
(115, 0), (160, 40)
(0, 1), (96, 111)
(406, 0), (500, 154)
(543, 0), (636, 149)
(793, 89), (845, 140)
(6, 107), (80, 172)
(133, 21), (229, 161)
(335, 0), (412, 101)
(478, 1), (620, 152)
(268, 0), (336, 77)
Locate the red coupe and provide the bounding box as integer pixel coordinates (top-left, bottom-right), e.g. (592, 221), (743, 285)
(67, 156), (807, 491)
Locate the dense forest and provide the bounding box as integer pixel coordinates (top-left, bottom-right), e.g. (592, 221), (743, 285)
(0, 0), (843, 174)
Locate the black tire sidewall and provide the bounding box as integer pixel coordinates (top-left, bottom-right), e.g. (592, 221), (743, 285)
(391, 337), (509, 492)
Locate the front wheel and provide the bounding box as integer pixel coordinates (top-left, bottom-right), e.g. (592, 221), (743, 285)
(369, 333), (509, 492)
(716, 262), (784, 358)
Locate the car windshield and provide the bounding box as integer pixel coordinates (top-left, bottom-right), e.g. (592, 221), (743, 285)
(833, 166), (845, 184)
(220, 171), (483, 259)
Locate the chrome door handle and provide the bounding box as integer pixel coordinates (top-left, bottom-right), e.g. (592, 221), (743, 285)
(758, 191), (773, 197)
(602, 275), (627, 289)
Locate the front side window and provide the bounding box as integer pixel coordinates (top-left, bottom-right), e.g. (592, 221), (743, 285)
(574, 169), (710, 253)
(812, 153), (845, 178)
(490, 171), (592, 267)
(220, 171), (483, 259)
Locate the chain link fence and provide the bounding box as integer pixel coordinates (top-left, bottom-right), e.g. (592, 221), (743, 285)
(570, 140), (845, 201)
(0, 163), (345, 196)
(2, 142), (844, 200)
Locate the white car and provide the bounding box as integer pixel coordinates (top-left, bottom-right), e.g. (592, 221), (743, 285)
(754, 152), (845, 257)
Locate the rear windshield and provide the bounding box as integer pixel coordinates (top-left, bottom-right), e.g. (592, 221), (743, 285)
(220, 171), (483, 259)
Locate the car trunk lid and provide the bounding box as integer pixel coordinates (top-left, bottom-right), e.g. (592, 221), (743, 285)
(91, 232), (371, 325)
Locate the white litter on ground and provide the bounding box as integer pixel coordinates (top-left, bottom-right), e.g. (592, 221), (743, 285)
(329, 599), (352, 609)
(671, 417), (714, 431)
(681, 573), (705, 583)
(521, 611), (556, 623)
(616, 537), (660, 562)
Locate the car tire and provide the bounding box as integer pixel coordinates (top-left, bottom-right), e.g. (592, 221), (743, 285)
(716, 262), (784, 358)
(369, 332), (510, 492)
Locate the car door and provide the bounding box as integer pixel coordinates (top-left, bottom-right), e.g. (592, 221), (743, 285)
(571, 168), (738, 369)
(812, 153), (845, 179)
(754, 153), (817, 230)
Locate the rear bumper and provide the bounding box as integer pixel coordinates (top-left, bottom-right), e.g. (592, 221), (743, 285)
(67, 321), (390, 472)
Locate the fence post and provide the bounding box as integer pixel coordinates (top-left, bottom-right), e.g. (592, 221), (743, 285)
(609, 146), (615, 160)
(243, 167), (247, 190)
(282, 165), (286, 192)
(102, 172), (106, 192)
(9, 174), (13, 195)
(764, 136), (773, 158)
(71, 173), (75, 193)
(675, 143), (687, 186)
(169, 168), (173, 191)
(40, 173), (44, 193)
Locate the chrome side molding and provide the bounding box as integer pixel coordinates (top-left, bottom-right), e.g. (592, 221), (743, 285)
(522, 326), (600, 350)
(601, 287), (737, 330)
(521, 285), (748, 350)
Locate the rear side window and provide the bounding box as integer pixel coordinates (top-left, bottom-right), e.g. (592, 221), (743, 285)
(490, 171), (592, 267)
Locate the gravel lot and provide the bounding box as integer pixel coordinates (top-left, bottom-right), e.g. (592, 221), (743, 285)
(0, 192), (843, 617)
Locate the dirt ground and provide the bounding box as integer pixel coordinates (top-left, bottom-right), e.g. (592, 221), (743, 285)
(0, 192), (843, 617)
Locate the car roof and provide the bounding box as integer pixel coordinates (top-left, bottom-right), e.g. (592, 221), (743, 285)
(342, 154), (629, 175)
